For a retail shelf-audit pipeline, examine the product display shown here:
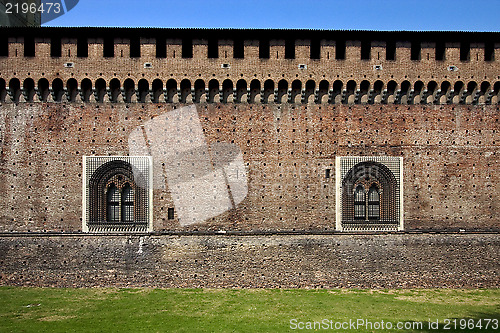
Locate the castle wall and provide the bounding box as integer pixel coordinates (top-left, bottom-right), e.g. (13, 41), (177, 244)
(0, 28), (499, 289)
(0, 233), (498, 288)
(1, 29), (500, 106)
(0, 103), (498, 232)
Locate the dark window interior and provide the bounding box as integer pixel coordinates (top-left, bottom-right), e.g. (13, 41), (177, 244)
(485, 42), (494, 61)
(168, 208), (175, 220)
(0, 36), (7, 57)
(208, 38), (218, 58)
(435, 42), (445, 60)
(411, 41), (420, 60)
(336, 40), (345, 60)
(386, 40), (395, 60)
(182, 38), (192, 58)
(361, 40), (370, 60)
(259, 39), (270, 59)
(233, 39), (244, 59)
(156, 37), (166, 58)
(77, 37), (88, 57)
(460, 42), (470, 61)
(103, 37), (114, 57)
(130, 37), (140, 58)
(310, 39), (320, 59)
(285, 39), (295, 59)
(24, 36), (35, 57)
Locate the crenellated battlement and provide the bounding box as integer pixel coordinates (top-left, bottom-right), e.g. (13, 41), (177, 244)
(0, 27), (499, 105)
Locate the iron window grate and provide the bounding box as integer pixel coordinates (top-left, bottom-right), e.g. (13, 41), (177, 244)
(336, 156), (403, 232)
(83, 156), (153, 233)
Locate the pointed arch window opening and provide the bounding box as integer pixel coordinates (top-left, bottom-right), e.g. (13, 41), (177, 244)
(84, 156), (152, 233)
(106, 183), (120, 222)
(337, 157), (403, 232)
(90, 164), (145, 228)
(121, 183), (135, 222)
(368, 185), (380, 220)
(105, 181), (135, 223)
(353, 182), (381, 221)
(354, 185), (365, 220)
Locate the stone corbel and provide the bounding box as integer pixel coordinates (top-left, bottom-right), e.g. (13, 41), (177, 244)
(287, 89), (293, 103)
(327, 89), (335, 104)
(472, 90), (481, 105)
(199, 89), (208, 103)
(47, 88), (54, 102)
(177, 89), (182, 103)
(354, 89), (361, 104)
(135, 89), (142, 103)
(22, 87), (30, 102)
(313, 89), (320, 104)
(190, 88), (195, 103)
(172, 89), (179, 103)
(367, 89), (375, 104)
(92, 88), (99, 102)
(63, 88), (70, 102)
(79, 88), (86, 102)
(341, 89), (348, 104)
(105, 88), (112, 102)
(394, 89), (402, 104)
(381, 89), (389, 104)
(163, 89), (169, 103)
(485, 90), (494, 104)
(300, 89), (306, 104)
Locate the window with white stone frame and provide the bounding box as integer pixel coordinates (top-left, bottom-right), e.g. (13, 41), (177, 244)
(336, 156), (403, 232)
(83, 156), (153, 233)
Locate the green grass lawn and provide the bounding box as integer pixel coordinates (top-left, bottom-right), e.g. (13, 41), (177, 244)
(0, 287), (498, 332)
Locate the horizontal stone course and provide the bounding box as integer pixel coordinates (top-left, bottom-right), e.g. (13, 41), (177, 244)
(0, 233), (498, 288)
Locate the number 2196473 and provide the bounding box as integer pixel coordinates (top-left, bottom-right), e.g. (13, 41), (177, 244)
(443, 318), (498, 330)
(5, 2), (61, 14)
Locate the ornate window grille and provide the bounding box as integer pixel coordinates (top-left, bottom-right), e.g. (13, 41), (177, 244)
(354, 185), (365, 220)
(121, 183), (135, 222)
(368, 185), (380, 220)
(106, 184), (120, 222)
(336, 156), (403, 232)
(83, 156), (153, 233)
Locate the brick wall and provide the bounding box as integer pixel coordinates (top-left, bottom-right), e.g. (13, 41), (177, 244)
(0, 103), (498, 232)
(1, 29), (499, 105)
(0, 28), (499, 289)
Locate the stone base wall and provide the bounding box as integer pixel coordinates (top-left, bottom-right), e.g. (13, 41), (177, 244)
(0, 233), (498, 288)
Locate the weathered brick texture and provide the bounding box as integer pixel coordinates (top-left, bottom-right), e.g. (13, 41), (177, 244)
(0, 28), (498, 288)
(0, 103), (498, 232)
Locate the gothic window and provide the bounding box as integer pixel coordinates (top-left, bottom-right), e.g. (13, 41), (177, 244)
(83, 156), (152, 233)
(337, 156), (403, 232)
(105, 182), (135, 223)
(367, 185), (380, 220)
(106, 184), (120, 222)
(354, 185), (365, 220)
(121, 183), (134, 222)
(353, 184), (381, 221)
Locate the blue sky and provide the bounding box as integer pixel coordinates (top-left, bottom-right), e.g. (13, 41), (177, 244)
(44, 0), (499, 31)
